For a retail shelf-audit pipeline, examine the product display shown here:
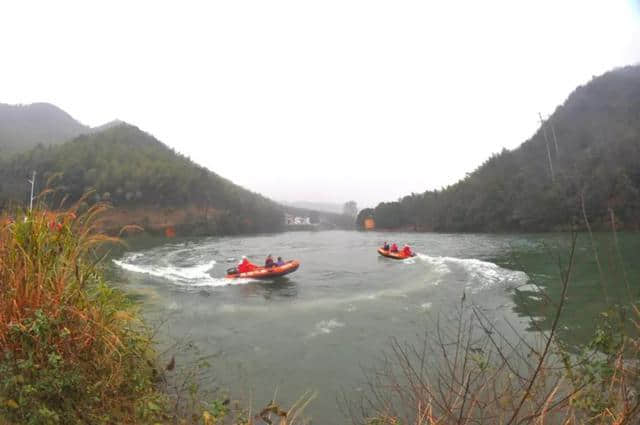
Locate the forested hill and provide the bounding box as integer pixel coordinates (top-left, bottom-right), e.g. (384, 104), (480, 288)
(0, 103), (90, 155)
(359, 65), (640, 232)
(0, 124), (285, 235)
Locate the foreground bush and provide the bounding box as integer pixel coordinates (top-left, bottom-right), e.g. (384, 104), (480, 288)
(0, 204), (167, 424)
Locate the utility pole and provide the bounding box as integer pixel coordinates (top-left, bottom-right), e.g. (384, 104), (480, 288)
(549, 118), (559, 156)
(28, 171), (36, 211)
(539, 113), (555, 183)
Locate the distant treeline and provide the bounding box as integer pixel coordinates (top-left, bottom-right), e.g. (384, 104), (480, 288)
(358, 65), (640, 232)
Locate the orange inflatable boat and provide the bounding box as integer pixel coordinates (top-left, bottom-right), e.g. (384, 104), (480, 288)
(226, 260), (300, 279)
(377, 247), (415, 260)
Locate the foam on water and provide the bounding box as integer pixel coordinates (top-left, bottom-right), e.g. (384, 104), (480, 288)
(114, 254), (249, 287)
(309, 319), (345, 337)
(416, 253), (528, 293)
(515, 283), (542, 293)
(421, 302), (432, 310)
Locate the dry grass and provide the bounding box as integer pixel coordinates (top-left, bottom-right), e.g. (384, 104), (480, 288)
(0, 199), (167, 424)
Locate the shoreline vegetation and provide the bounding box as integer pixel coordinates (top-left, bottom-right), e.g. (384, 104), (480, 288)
(0, 202), (169, 424)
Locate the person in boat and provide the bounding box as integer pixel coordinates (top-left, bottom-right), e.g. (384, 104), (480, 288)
(382, 241), (390, 251)
(275, 256), (285, 266)
(238, 256), (257, 273)
(265, 254), (275, 268)
(402, 245), (413, 257)
(390, 243), (399, 253)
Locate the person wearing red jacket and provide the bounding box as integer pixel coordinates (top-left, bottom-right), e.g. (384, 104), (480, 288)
(402, 245), (413, 257)
(390, 243), (399, 253)
(265, 254), (275, 268)
(238, 256), (257, 273)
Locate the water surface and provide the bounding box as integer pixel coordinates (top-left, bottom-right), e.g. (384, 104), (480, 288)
(111, 230), (639, 424)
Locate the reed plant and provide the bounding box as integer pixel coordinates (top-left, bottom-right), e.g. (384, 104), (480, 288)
(0, 201), (168, 424)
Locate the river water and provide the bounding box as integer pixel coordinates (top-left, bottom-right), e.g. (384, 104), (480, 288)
(111, 230), (639, 424)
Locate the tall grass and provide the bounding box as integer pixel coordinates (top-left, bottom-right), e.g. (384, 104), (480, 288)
(0, 201), (167, 424)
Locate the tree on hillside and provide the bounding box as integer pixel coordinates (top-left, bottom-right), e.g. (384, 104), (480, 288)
(356, 208), (374, 229)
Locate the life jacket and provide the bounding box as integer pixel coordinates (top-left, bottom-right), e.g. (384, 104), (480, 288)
(390, 243), (398, 252)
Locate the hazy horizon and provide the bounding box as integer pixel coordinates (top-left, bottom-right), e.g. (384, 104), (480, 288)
(2, 1), (639, 208)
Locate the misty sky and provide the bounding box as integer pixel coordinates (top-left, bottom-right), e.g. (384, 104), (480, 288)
(2, 1), (639, 208)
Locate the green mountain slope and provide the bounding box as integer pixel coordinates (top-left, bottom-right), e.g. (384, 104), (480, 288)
(0, 102), (90, 155)
(360, 65), (640, 232)
(0, 124), (285, 234)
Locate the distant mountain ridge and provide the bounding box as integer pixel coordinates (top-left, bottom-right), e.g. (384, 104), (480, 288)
(0, 102), (90, 155)
(90, 119), (125, 134)
(359, 65), (640, 232)
(0, 102), (129, 157)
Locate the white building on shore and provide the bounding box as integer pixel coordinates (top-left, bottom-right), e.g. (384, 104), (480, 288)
(285, 213), (311, 226)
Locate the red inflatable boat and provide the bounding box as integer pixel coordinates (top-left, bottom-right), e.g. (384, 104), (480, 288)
(377, 247), (415, 260)
(226, 260), (300, 279)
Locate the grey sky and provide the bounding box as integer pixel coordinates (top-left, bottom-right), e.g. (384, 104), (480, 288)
(2, 1), (639, 208)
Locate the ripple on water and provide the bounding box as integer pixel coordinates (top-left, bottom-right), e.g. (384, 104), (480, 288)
(309, 319), (345, 337)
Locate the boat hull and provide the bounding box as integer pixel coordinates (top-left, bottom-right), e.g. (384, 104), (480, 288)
(377, 247), (414, 260)
(226, 260), (300, 279)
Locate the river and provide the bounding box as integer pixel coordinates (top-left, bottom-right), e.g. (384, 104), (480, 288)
(110, 230), (639, 424)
